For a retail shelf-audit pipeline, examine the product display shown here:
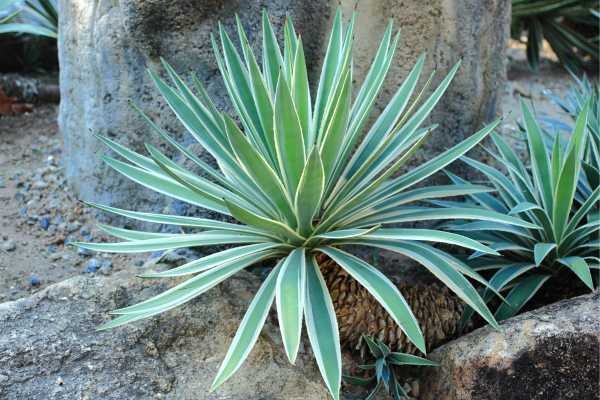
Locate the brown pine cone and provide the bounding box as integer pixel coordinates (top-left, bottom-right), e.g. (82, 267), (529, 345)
(316, 253), (465, 356)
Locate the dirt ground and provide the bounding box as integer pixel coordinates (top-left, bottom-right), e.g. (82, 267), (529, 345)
(0, 44), (579, 303)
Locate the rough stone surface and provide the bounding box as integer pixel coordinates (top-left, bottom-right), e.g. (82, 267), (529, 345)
(0, 269), (329, 399)
(339, 0), (510, 170)
(59, 0), (509, 211)
(58, 0), (331, 214)
(419, 292), (600, 400)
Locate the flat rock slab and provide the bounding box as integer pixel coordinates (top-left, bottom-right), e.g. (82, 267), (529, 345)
(0, 269), (328, 399)
(420, 292), (600, 400)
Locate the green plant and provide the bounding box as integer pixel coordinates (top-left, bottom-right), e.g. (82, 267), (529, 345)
(0, 0), (57, 38)
(441, 100), (597, 325)
(547, 76), (599, 201)
(511, 0), (599, 72)
(74, 11), (528, 399)
(344, 336), (437, 400)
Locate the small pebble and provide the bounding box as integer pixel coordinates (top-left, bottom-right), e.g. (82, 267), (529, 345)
(1, 240), (16, 252)
(79, 227), (90, 237)
(84, 258), (101, 273)
(30, 275), (41, 287)
(40, 217), (50, 230)
(134, 260), (144, 267)
(49, 252), (62, 261)
(47, 244), (58, 253)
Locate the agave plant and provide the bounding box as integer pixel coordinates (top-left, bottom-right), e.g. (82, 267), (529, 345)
(511, 0), (599, 72)
(442, 100), (597, 324)
(344, 336), (437, 400)
(0, 0), (57, 38)
(73, 11), (531, 399)
(547, 75), (599, 201)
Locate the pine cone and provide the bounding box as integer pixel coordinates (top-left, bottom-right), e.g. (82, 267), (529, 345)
(316, 254), (465, 356)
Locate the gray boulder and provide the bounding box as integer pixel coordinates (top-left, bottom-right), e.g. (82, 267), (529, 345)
(58, 0), (331, 215)
(58, 0), (509, 212)
(0, 269), (329, 399)
(419, 292), (600, 400)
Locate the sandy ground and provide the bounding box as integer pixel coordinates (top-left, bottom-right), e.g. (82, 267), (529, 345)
(0, 45), (580, 303)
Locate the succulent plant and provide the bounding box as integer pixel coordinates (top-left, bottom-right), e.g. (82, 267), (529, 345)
(344, 336), (438, 400)
(547, 75), (599, 201)
(511, 0), (599, 72)
(442, 100), (597, 325)
(74, 10), (524, 399)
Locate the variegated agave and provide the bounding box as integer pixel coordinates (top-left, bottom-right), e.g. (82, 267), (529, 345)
(547, 75), (599, 201)
(443, 100), (598, 326)
(74, 11), (523, 399)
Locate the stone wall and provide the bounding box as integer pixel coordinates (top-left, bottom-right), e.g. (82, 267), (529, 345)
(58, 0), (510, 213)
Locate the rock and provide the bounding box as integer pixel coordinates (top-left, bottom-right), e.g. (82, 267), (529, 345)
(419, 293), (600, 400)
(1, 240), (16, 252)
(59, 0), (508, 213)
(29, 275), (41, 287)
(84, 258), (101, 273)
(39, 217), (50, 231)
(98, 260), (113, 275)
(0, 269), (329, 399)
(58, 0), (331, 215)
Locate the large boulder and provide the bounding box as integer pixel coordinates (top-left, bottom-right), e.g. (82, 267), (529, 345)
(419, 292), (600, 400)
(340, 0), (510, 164)
(58, 0), (331, 214)
(58, 0), (510, 212)
(0, 269), (329, 399)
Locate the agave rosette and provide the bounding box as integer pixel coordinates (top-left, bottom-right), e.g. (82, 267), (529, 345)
(547, 75), (599, 201)
(74, 11), (527, 399)
(443, 100), (598, 324)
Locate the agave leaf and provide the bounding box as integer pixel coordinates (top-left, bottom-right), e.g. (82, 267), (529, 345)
(533, 243), (556, 266)
(352, 228), (499, 255)
(521, 100), (554, 213)
(558, 256), (594, 290)
(494, 274), (551, 321)
(96, 224), (175, 241)
(553, 101), (590, 240)
(261, 10), (283, 94)
(305, 255), (341, 400)
(224, 199), (304, 244)
(295, 147), (325, 236)
(73, 231), (266, 253)
(319, 246), (426, 353)
(291, 37), (312, 148)
(84, 201), (268, 235)
(276, 248), (306, 363)
(374, 118), (502, 201)
(99, 251), (274, 332)
(358, 240), (499, 329)
(312, 8), (344, 137)
(274, 73), (306, 194)
(387, 353), (439, 367)
(211, 261), (281, 390)
(320, 66), (352, 183)
(103, 156), (229, 215)
(223, 115), (296, 224)
(140, 244), (284, 278)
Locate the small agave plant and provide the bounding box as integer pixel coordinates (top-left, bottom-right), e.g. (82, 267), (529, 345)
(344, 336), (438, 400)
(442, 100), (598, 325)
(547, 75), (599, 201)
(75, 10), (528, 399)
